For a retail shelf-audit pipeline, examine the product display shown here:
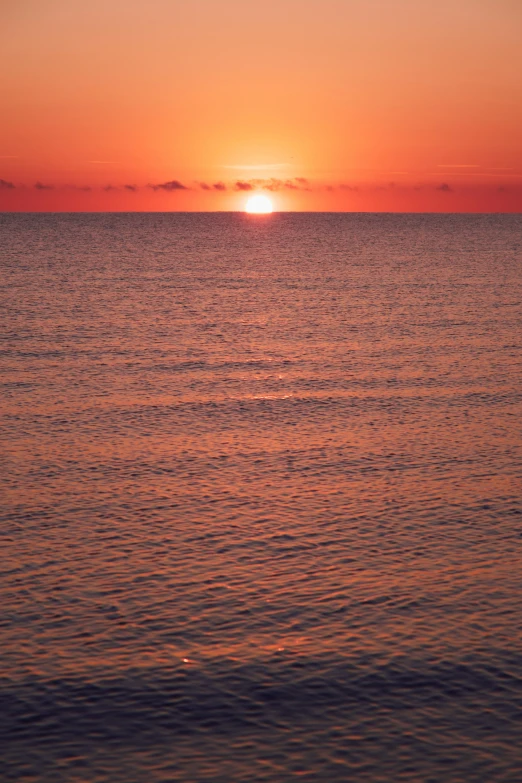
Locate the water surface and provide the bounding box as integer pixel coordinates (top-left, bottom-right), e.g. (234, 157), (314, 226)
(1, 213), (521, 782)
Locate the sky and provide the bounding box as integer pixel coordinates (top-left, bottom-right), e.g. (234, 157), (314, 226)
(1, 0), (521, 211)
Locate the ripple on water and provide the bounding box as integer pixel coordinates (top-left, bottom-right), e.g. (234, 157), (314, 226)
(1, 213), (521, 782)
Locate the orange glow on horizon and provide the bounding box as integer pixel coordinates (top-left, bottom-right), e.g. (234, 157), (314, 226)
(0, 0), (521, 212)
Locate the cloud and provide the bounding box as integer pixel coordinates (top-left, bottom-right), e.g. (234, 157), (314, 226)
(104, 184), (118, 191)
(437, 182), (453, 192)
(285, 179), (311, 190)
(261, 178), (302, 191)
(242, 178), (311, 192)
(198, 181), (226, 191)
(235, 181), (253, 191)
(260, 178), (283, 191)
(35, 181), (53, 190)
(150, 180), (188, 191)
(124, 184), (137, 191)
(284, 178), (309, 191)
(0, 178), (15, 189)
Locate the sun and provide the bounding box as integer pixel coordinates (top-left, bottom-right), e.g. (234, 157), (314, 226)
(245, 194), (273, 214)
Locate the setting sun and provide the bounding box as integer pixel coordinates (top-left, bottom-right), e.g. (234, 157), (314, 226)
(245, 194), (273, 214)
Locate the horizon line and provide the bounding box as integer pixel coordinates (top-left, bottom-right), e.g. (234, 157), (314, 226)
(1, 210), (521, 216)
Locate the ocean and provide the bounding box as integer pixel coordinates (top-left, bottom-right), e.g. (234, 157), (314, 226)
(1, 212), (521, 782)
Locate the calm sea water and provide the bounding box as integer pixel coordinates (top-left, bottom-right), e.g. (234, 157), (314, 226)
(1, 213), (521, 782)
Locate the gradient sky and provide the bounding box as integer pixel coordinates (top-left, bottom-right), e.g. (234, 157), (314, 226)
(1, 0), (521, 211)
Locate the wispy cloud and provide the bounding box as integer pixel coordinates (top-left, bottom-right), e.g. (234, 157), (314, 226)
(258, 178), (283, 191)
(0, 178), (15, 189)
(198, 181), (227, 191)
(149, 180), (188, 191)
(429, 170), (522, 178)
(437, 183), (453, 192)
(261, 178), (305, 191)
(35, 181), (54, 190)
(238, 177), (310, 192)
(124, 184), (137, 191)
(222, 163), (289, 171)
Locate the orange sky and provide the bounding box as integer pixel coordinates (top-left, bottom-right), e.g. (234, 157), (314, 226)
(1, 0), (521, 211)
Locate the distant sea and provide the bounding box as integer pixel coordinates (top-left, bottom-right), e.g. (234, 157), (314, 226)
(1, 213), (521, 782)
